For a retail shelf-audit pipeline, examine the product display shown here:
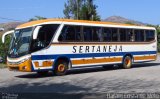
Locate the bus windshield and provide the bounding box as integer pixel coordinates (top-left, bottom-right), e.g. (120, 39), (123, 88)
(8, 24), (60, 58)
(8, 27), (33, 58)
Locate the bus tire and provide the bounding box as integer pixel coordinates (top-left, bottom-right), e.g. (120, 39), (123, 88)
(54, 60), (68, 76)
(122, 56), (132, 69)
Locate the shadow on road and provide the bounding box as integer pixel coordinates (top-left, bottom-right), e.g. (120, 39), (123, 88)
(16, 72), (54, 79)
(132, 63), (160, 68)
(16, 62), (160, 78)
(68, 62), (160, 75)
(0, 82), (89, 98)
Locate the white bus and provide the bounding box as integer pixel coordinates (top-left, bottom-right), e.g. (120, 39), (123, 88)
(2, 19), (157, 76)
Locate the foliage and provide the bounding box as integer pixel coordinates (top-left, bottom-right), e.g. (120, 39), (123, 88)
(0, 35), (11, 63)
(156, 25), (160, 33)
(156, 25), (160, 52)
(125, 22), (136, 25)
(28, 16), (47, 22)
(146, 24), (156, 27)
(0, 63), (7, 68)
(63, 0), (100, 21)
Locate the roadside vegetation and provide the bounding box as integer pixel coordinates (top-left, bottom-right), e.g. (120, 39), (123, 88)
(157, 26), (160, 52)
(0, 63), (7, 68)
(0, 34), (11, 64)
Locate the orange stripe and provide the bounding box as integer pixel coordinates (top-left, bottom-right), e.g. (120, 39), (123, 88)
(34, 62), (39, 67)
(17, 19), (62, 29)
(134, 55), (156, 60)
(72, 55), (156, 65)
(43, 61), (54, 67)
(34, 61), (53, 68)
(72, 57), (122, 65)
(17, 19), (153, 29)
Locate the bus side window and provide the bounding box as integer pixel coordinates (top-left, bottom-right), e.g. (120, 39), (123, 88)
(98, 28), (103, 42)
(135, 30), (145, 42)
(103, 28), (112, 42)
(83, 27), (92, 42)
(58, 26), (68, 41)
(83, 26), (101, 42)
(120, 29), (127, 42)
(126, 29), (134, 42)
(112, 28), (118, 42)
(145, 30), (155, 42)
(59, 25), (81, 42)
(75, 26), (81, 41)
(92, 27), (101, 42)
(66, 26), (76, 41)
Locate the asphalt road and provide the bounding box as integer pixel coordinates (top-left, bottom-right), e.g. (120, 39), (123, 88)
(0, 56), (160, 98)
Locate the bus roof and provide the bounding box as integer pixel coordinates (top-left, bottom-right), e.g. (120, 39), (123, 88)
(16, 19), (155, 30)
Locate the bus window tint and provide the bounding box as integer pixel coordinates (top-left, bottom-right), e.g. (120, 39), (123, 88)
(112, 28), (118, 42)
(59, 25), (81, 42)
(145, 30), (155, 41)
(120, 29), (127, 42)
(126, 29), (134, 42)
(135, 30), (145, 42)
(83, 26), (101, 42)
(92, 27), (101, 41)
(103, 28), (112, 42)
(83, 27), (92, 41)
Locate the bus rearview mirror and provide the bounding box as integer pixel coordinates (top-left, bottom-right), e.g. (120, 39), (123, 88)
(2, 30), (14, 43)
(33, 26), (42, 40)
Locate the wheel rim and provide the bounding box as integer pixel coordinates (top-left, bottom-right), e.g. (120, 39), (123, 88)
(125, 58), (131, 67)
(58, 64), (65, 72)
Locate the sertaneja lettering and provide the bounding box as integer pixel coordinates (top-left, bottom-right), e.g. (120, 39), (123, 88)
(72, 45), (123, 53)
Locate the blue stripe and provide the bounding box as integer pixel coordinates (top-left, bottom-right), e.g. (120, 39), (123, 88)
(31, 51), (156, 60)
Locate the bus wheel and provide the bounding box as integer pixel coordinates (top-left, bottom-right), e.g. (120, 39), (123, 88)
(122, 56), (132, 69)
(54, 60), (68, 76)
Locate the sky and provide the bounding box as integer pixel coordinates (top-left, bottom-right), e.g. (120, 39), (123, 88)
(0, 0), (159, 25)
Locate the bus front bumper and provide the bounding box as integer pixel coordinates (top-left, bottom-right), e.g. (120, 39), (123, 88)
(7, 59), (32, 72)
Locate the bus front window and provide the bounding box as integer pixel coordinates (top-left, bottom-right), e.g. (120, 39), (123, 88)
(8, 24), (59, 58)
(8, 27), (33, 58)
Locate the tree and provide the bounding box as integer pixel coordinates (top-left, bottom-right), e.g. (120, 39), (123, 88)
(125, 22), (136, 25)
(0, 34), (11, 63)
(63, 0), (100, 21)
(156, 25), (160, 33)
(154, 25), (160, 52)
(28, 16), (47, 22)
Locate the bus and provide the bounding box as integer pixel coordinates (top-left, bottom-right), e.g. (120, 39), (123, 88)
(2, 19), (157, 76)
